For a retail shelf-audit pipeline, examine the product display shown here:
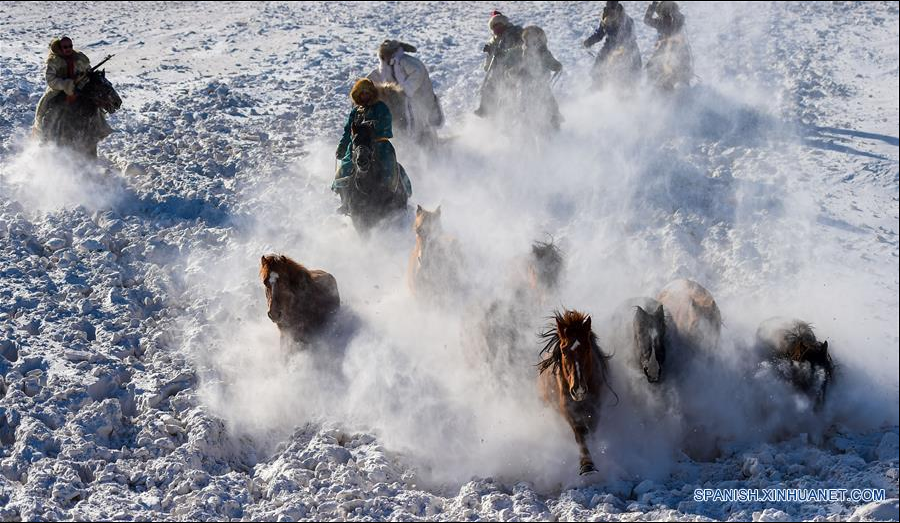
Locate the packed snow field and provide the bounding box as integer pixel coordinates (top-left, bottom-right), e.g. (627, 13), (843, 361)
(0, 1), (898, 521)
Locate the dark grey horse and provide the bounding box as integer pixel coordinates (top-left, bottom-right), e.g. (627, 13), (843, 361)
(756, 317), (834, 409)
(608, 297), (667, 383)
(38, 69), (121, 157)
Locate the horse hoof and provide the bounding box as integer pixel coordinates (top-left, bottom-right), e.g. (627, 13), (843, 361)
(579, 464), (597, 476)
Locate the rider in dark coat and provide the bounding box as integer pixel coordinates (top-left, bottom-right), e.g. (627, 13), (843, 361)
(517, 26), (563, 130)
(583, 1), (642, 89)
(643, 1), (693, 90)
(332, 78), (411, 212)
(475, 11), (525, 117)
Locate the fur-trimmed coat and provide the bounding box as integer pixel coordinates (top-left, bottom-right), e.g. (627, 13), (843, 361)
(368, 49), (442, 134)
(333, 100), (411, 196)
(33, 40), (92, 133)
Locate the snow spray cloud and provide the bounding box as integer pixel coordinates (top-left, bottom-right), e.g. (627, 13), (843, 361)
(1, 141), (127, 213)
(191, 1), (897, 490)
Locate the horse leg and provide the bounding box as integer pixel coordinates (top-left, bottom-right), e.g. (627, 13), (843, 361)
(573, 423), (596, 475)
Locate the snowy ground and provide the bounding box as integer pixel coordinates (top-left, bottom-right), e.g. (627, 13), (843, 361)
(0, 1), (898, 521)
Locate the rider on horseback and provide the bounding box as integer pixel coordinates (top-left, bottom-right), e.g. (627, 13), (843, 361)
(332, 78), (412, 214)
(583, 1), (642, 89)
(643, 1), (693, 90)
(516, 26), (563, 131)
(475, 11), (524, 118)
(33, 37), (113, 156)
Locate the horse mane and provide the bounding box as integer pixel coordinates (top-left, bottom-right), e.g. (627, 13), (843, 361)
(531, 238), (564, 288)
(259, 254), (314, 286)
(783, 321), (820, 361)
(537, 310), (610, 375)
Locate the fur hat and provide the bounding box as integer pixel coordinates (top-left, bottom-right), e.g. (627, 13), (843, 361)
(379, 39), (417, 60)
(350, 78), (378, 106)
(656, 1), (680, 16)
(49, 36), (72, 57)
(489, 11), (510, 31)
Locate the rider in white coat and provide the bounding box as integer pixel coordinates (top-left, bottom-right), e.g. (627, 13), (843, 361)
(368, 40), (443, 144)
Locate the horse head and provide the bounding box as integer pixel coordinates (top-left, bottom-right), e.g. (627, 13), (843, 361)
(789, 334), (834, 407)
(528, 239), (564, 292)
(260, 254), (313, 326)
(539, 310), (599, 403)
(350, 117), (376, 176)
(634, 304), (666, 383)
(83, 70), (122, 114)
(414, 205), (442, 240)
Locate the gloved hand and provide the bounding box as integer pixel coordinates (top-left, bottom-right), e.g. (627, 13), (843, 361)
(583, 38), (592, 49)
(335, 146), (346, 159)
(482, 44), (491, 53)
(62, 79), (76, 96)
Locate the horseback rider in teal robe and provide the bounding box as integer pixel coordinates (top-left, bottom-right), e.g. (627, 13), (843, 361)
(333, 78), (411, 213)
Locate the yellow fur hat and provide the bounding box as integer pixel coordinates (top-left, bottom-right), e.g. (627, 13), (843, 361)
(350, 78), (378, 106)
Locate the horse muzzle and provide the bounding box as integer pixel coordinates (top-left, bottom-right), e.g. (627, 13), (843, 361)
(569, 386), (587, 402)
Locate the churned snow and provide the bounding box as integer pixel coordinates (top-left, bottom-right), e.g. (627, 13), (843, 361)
(0, 2), (897, 521)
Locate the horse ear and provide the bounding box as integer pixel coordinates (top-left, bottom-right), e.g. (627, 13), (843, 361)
(820, 340), (828, 351)
(655, 304), (664, 318)
(416, 204), (423, 214)
(435, 205), (441, 217)
(583, 316), (591, 331)
(260, 255), (266, 265)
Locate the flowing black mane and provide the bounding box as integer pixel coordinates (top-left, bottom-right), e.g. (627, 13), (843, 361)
(536, 310), (611, 375)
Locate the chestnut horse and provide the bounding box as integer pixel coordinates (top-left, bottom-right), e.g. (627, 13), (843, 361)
(407, 205), (465, 304)
(656, 279), (721, 352)
(756, 317), (834, 409)
(259, 254), (340, 347)
(538, 310), (613, 475)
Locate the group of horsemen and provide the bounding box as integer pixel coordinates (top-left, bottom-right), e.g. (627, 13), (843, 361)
(331, 1), (691, 213)
(32, 2), (691, 216)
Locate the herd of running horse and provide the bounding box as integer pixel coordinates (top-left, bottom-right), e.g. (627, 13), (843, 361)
(258, 205), (834, 476)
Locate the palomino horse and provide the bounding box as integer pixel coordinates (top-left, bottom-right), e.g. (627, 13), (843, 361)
(259, 254), (340, 347)
(375, 83), (412, 137)
(538, 310), (613, 475)
(37, 69), (122, 157)
(608, 297), (667, 383)
(407, 205), (465, 305)
(590, 42), (643, 91)
(645, 33), (693, 91)
(656, 279), (721, 353)
(756, 317), (834, 409)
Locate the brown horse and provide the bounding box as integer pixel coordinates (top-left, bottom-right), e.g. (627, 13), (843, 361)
(656, 279), (721, 352)
(526, 239), (564, 300)
(538, 310), (613, 475)
(756, 317), (834, 409)
(465, 239), (566, 387)
(407, 205), (465, 304)
(259, 254), (340, 347)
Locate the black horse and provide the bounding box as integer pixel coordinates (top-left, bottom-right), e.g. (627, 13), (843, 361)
(40, 69), (122, 157)
(343, 117), (410, 233)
